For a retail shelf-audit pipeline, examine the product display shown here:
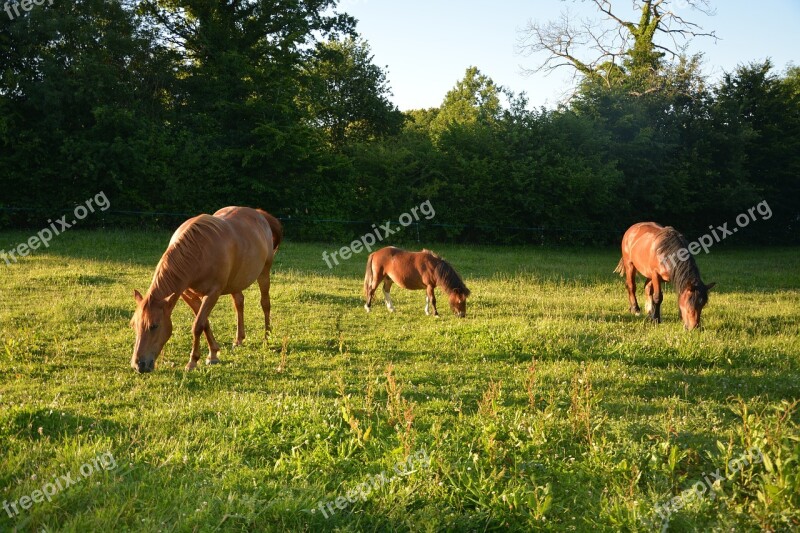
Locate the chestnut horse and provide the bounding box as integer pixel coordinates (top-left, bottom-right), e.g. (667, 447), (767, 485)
(131, 206), (282, 373)
(615, 222), (715, 330)
(364, 247), (470, 317)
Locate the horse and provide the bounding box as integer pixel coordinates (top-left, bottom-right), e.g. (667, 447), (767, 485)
(130, 206), (282, 373)
(364, 247), (470, 317)
(615, 222), (715, 330)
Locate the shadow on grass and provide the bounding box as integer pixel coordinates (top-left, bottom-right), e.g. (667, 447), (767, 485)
(5, 409), (123, 442)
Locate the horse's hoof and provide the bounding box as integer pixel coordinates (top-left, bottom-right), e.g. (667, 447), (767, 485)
(364, 305), (371, 313)
(387, 307), (395, 313)
(434, 314), (441, 319)
(206, 356), (220, 365)
(185, 362), (198, 371)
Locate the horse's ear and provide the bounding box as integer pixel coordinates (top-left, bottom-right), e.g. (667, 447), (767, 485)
(165, 292), (181, 311)
(706, 282), (717, 292)
(134, 290), (143, 304)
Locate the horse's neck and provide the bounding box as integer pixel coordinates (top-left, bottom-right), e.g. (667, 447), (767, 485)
(148, 250), (189, 300)
(432, 259), (450, 295)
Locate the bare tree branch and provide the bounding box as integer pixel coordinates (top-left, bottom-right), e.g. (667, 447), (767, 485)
(517, 0), (717, 87)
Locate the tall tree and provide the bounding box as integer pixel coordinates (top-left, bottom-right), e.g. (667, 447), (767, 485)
(517, 0), (716, 94)
(138, 0), (356, 211)
(0, 0), (174, 214)
(429, 66), (505, 139)
(299, 37), (402, 149)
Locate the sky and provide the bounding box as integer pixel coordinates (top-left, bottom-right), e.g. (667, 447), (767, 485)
(339, 0), (800, 110)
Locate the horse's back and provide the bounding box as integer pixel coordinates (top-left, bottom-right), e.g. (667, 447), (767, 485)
(372, 246), (434, 290)
(169, 214), (230, 247)
(621, 222), (666, 278)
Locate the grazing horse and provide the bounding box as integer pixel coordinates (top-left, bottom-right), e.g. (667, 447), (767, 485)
(615, 222), (715, 330)
(130, 206), (282, 373)
(364, 247), (470, 317)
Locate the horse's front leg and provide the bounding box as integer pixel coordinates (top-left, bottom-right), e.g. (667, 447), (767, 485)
(181, 292), (221, 366)
(426, 286), (438, 317)
(186, 291), (221, 371)
(231, 292), (245, 346)
(644, 280), (654, 317)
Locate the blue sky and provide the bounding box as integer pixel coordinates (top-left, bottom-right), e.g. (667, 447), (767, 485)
(340, 0), (800, 110)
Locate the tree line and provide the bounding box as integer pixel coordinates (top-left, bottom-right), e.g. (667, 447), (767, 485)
(1, 0), (798, 244)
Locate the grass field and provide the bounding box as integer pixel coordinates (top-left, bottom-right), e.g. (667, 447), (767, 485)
(1, 230), (799, 532)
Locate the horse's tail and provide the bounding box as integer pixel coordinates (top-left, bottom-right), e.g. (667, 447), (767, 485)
(256, 209), (283, 252)
(614, 258), (625, 276)
(364, 253), (374, 300)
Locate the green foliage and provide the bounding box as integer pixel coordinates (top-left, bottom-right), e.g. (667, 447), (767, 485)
(299, 37), (403, 149)
(429, 66), (505, 140)
(0, 3), (798, 245)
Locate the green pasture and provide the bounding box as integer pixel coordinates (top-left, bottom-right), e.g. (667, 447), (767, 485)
(1, 230), (798, 532)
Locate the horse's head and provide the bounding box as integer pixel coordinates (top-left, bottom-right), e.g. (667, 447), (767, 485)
(448, 289), (470, 318)
(130, 290), (180, 373)
(678, 282), (716, 330)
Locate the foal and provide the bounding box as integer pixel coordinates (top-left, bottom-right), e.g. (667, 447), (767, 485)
(364, 247), (470, 317)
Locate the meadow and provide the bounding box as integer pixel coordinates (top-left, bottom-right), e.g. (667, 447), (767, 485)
(0, 230), (798, 532)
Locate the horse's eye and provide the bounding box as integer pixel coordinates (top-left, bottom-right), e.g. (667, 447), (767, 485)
(149, 324), (159, 331)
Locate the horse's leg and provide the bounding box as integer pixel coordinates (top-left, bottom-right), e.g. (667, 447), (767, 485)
(426, 285), (438, 317)
(186, 291), (221, 371)
(651, 277), (664, 324)
(256, 270), (272, 339)
(382, 278), (395, 312)
(231, 292), (245, 346)
(625, 263), (641, 315)
(644, 280), (654, 317)
(365, 270), (382, 313)
(181, 292), (221, 366)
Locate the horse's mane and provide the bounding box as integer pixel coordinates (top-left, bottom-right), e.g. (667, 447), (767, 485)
(431, 254), (470, 297)
(149, 215), (227, 298)
(656, 226), (703, 297)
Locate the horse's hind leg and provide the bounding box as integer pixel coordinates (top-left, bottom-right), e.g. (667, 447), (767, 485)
(181, 292), (221, 367)
(625, 264), (641, 315)
(365, 270), (383, 313)
(256, 269), (272, 339)
(382, 278), (395, 312)
(231, 292), (245, 346)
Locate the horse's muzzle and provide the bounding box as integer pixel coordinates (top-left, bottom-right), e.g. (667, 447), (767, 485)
(134, 359), (155, 373)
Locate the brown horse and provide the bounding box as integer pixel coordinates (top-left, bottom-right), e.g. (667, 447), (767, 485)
(130, 206), (282, 373)
(364, 247), (470, 317)
(615, 222), (715, 330)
